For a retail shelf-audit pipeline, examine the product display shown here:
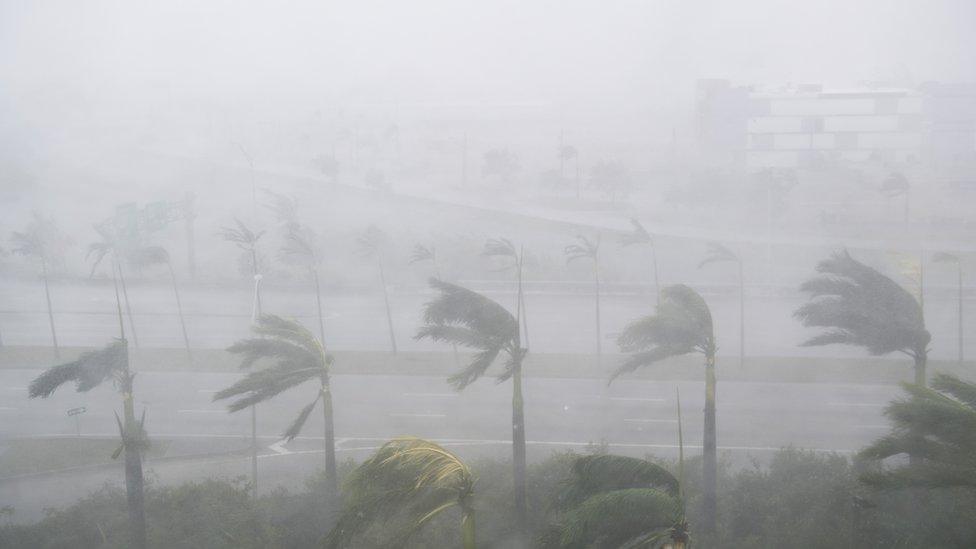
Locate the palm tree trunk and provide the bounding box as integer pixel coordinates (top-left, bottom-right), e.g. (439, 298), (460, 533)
(511, 366), (527, 535)
(377, 258), (397, 353)
(737, 259), (744, 368)
(251, 406), (258, 495)
(702, 353), (717, 534)
(594, 260), (601, 356)
(461, 504), (476, 549)
(167, 261), (191, 359)
(117, 261), (139, 348)
(913, 352), (927, 387)
(517, 257), (530, 349)
(41, 258), (59, 358)
(313, 267), (326, 346)
(321, 383), (338, 496)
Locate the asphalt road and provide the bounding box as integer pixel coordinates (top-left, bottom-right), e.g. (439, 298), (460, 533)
(0, 368), (902, 519)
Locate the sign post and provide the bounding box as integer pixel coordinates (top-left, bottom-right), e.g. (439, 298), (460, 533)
(67, 406), (87, 436)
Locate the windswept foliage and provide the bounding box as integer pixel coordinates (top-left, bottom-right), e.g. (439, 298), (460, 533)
(860, 373), (976, 490)
(697, 242), (738, 269)
(416, 278), (520, 389)
(325, 438), (476, 549)
(794, 250), (930, 383)
(614, 284), (714, 380)
(547, 454), (686, 549)
(619, 218), (652, 247)
(28, 341), (127, 398)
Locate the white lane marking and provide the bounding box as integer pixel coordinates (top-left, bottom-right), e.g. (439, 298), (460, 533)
(624, 418), (677, 424)
(268, 441), (292, 455)
(402, 393), (457, 398)
(389, 413), (447, 419)
(610, 397), (666, 402)
(177, 409), (226, 414)
(827, 402), (886, 408)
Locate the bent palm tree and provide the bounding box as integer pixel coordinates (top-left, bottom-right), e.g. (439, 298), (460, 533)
(325, 437), (476, 549)
(359, 225), (397, 353)
(415, 278), (529, 535)
(410, 244), (459, 365)
(213, 314), (339, 496)
(933, 252), (963, 364)
(794, 250), (931, 386)
(699, 241), (743, 367)
(565, 235), (602, 355)
(612, 284), (717, 534)
(28, 275), (147, 548)
(620, 218), (661, 306)
(860, 373), (976, 489)
(11, 214), (69, 358)
(483, 237), (530, 348)
(89, 226), (140, 348)
(548, 454), (688, 549)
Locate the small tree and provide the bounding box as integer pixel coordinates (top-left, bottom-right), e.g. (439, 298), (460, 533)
(699, 242), (744, 368)
(358, 225), (397, 353)
(325, 437), (476, 549)
(564, 235), (602, 356)
(794, 250), (930, 386)
(11, 214), (70, 357)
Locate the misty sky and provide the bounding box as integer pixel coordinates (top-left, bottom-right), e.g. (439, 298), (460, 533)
(2, 0), (974, 129)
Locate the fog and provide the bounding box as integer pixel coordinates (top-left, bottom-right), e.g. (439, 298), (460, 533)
(1, 2), (975, 548)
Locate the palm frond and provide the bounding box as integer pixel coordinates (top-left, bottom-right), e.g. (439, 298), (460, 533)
(280, 225), (319, 265)
(127, 246), (170, 268)
(219, 218), (264, 250)
(248, 314), (324, 357)
(619, 218), (652, 247)
(263, 189), (300, 230)
(482, 237), (517, 259)
(794, 250), (929, 356)
(213, 363), (321, 412)
(698, 241), (738, 269)
(326, 437), (474, 549)
(282, 394), (320, 441)
(557, 488), (682, 549)
(564, 235), (599, 263)
(29, 341), (127, 398)
(357, 225), (389, 257)
(448, 348), (504, 390)
(409, 244), (435, 265)
(559, 455), (679, 509)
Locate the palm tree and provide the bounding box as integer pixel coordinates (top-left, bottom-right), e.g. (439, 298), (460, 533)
(28, 272), (147, 548)
(547, 454), (688, 548)
(565, 235), (602, 356)
(612, 284), (717, 534)
(410, 244), (460, 365)
(699, 241), (744, 368)
(219, 218), (266, 494)
(860, 373), (976, 489)
(325, 437), (476, 549)
(11, 214), (69, 358)
(128, 246), (191, 358)
(88, 225), (140, 348)
(358, 225), (397, 353)
(933, 252), (963, 365)
(483, 237), (530, 348)
(415, 278), (529, 536)
(213, 314), (339, 497)
(794, 250), (931, 386)
(620, 218), (661, 306)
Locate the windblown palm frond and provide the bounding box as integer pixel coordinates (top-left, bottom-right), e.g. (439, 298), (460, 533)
(860, 373), (976, 489)
(280, 225), (319, 265)
(613, 285), (714, 380)
(619, 218), (652, 247)
(12, 213), (70, 261)
(409, 243), (436, 265)
(698, 241), (738, 269)
(219, 218), (265, 250)
(415, 278), (519, 389)
(555, 488), (683, 549)
(558, 454), (679, 509)
(263, 189), (300, 230)
(357, 224), (389, 257)
(482, 237), (517, 259)
(215, 315), (330, 437)
(794, 250), (930, 358)
(325, 437), (475, 549)
(564, 235), (599, 263)
(28, 340), (127, 398)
